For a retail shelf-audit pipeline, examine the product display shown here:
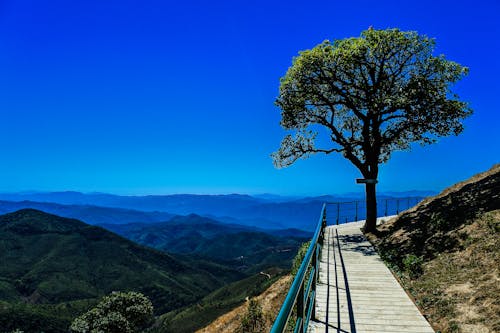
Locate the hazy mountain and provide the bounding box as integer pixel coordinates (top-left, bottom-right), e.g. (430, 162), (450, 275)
(0, 200), (173, 225)
(0, 192), (264, 215)
(0, 191), (435, 230)
(100, 214), (309, 273)
(0, 209), (244, 332)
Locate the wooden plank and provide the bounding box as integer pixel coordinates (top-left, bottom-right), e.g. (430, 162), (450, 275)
(308, 220), (434, 333)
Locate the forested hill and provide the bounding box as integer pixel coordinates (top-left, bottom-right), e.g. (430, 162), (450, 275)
(0, 209), (244, 333)
(100, 214), (309, 271)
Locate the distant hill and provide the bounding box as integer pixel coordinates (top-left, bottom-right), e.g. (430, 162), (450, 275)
(0, 209), (244, 333)
(0, 191), (435, 230)
(0, 200), (173, 225)
(100, 214), (309, 273)
(0, 192), (264, 216)
(370, 164), (500, 333)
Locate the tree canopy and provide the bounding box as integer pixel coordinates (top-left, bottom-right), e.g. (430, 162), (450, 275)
(273, 28), (472, 231)
(70, 291), (154, 333)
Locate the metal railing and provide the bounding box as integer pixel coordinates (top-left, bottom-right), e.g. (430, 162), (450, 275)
(325, 197), (424, 225)
(270, 203), (327, 333)
(270, 196), (424, 332)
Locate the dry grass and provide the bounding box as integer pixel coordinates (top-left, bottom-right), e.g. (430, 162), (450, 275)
(368, 164), (500, 333)
(402, 210), (500, 333)
(196, 275), (291, 333)
(404, 164), (500, 214)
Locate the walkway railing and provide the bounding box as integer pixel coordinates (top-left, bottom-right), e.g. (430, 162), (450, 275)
(325, 197), (424, 225)
(270, 203), (327, 333)
(270, 197), (424, 333)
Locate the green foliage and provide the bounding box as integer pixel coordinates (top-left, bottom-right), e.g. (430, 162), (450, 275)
(402, 254), (424, 278)
(273, 27), (471, 232)
(70, 291), (153, 333)
(429, 212), (450, 231)
(0, 209), (244, 331)
(484, 212), (500, 232)
(105, 220), (307, 275)
(283, 241), (313, 332)
(239, 299), (265, 333)
(291, 241), (310, 277)
(273, 27), (471, 171)
(160, 269), (284, 333)
(0, 300), (85, 333)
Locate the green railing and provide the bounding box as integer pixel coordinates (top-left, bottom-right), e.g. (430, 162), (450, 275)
(270, 203), (327, 333)
(271, 197), (424, 332)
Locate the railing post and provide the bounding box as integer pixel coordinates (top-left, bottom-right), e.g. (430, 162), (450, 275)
(322, 206), (327, 230)
(396, 199), (400, 214)
(319, 205), (325, 249)
(312, 244), (318, 320)
(297, 283), (304, 333)
(336, 203), (340, 225)
(355, 201), (358, 221)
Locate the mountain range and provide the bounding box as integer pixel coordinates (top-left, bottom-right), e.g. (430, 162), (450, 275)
(0, 200), (173, 225)
(0, 191), (435, 230)
(99, 214), (309, 273)
(0, 209), (244, 332)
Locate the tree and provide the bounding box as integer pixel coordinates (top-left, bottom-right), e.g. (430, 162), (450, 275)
(239, 298), (265, 333)
(272, 28), (472, 232)
(70, 291), (154, 333)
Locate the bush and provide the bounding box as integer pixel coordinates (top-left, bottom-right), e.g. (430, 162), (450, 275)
(291, 241), (310, 277)
(402, 254), (424, 278)
(70, 291), (153, 333)
(239, 299), (265, 333)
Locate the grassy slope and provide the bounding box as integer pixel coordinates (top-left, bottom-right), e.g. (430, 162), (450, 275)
(369, 165), (500, 333)
(196, 274), (291, 333)
(0, 209), (244, 332)
(155, 267), (286, 333)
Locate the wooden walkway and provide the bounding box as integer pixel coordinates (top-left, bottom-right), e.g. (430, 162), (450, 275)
(308, 220), (434, 333)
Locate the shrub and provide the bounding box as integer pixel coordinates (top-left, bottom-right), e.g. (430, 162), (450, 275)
(291, 241), (310, 277)
(70, 291), (153, 333)
(239, 299), (265, 333)
(402, 254), (424, 278)
(484, 212), (500, 232)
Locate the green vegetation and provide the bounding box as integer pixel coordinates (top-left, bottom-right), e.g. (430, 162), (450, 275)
(102, 217), (308, 275)
(158, 268), (285, 333)
(0, 209), (244, 332)
(273, 27), (472, 232)
(239, 299), (265, 333)
(402, 254), (423, 278)
(70, 291), (153, 333)
(371, 165), (500, 332)
(290, 241), (310, 276)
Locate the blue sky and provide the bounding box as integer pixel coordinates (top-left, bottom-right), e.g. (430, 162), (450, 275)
(0, 0), (499, 195)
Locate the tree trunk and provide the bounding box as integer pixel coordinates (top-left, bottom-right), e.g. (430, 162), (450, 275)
(363, 182), (377, 233)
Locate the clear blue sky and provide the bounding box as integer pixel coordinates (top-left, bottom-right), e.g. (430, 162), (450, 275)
(0, 0), (499, 195)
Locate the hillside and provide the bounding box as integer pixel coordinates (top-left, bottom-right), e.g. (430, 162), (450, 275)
(158, 268), (289, 333)
(99, 214), (259, 248)
(0, 209), (244, 333)
(101, 214), (309, 273)
(196, 274), (291, 333)
(369, 165), (500, 332)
